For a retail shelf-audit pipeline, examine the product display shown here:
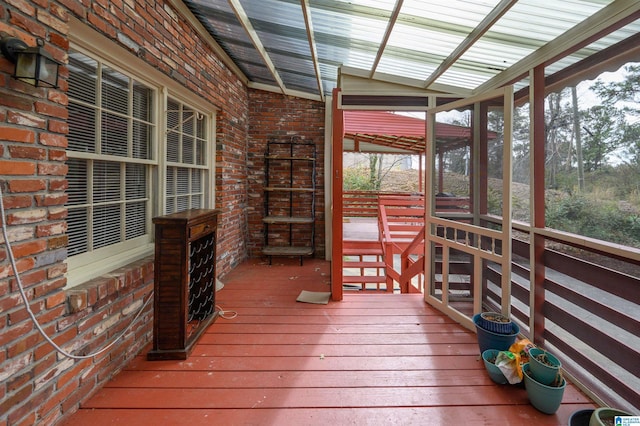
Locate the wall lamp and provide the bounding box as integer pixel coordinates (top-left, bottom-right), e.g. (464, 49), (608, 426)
(0, 33), (61, 88)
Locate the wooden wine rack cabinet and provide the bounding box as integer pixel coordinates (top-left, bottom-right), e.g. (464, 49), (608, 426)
(148, 209), (219, 360)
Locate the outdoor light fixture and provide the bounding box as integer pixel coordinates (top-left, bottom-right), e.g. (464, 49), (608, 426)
(0, 33), (61, 88)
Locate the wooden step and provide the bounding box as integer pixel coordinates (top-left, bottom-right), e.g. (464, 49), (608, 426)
(343, 275), (387, 284)
(343, 261), (386, 268)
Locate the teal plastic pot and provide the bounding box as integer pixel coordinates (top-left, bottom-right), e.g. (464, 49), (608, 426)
(523, 363), (566, 415)
(589, 408), (635, 426)
(481, 349), (508, 384)
(473, 313), (520, 353)
(529, 347), (562, 386)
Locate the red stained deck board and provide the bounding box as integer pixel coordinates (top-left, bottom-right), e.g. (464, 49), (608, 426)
(105, 369), (496, 389)
(189, 342), (481, 357)
(64, 404), (597, 426)
(79, 385), (590, 410)
(197, 331), (477, 345)
(124, 354), (483, 372)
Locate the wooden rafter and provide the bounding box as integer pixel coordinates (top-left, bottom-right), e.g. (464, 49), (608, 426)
(369, 0), (403, 79)
(422, 0), (518, 89)
(301, 0), (324, 101)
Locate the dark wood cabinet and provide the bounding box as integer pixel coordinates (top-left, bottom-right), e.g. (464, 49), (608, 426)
(148, 209), (219, 360)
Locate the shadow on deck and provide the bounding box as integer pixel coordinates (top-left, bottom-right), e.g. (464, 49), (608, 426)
(62, 258), (595, 425)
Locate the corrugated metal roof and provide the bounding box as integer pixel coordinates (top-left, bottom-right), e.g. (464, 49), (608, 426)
(181, 0), (640, 101)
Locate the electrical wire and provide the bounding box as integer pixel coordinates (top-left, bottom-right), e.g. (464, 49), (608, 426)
(216, 305), (238, 320)
(0, 186), (153, 359)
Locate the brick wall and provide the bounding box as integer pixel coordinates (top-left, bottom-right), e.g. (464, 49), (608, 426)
(0, 0), (271, 424)
(247, 89), (326, 259)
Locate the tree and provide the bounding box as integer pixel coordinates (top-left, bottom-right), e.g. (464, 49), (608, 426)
(580, 104), (624, 172)
(591, 64), (640, 166)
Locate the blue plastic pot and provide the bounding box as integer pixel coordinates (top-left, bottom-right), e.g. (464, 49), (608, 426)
(473, 313), (520, 354)
(523, 363), (566, 414)
(481, 349), (508, 384)
(529, 347), (562, 386)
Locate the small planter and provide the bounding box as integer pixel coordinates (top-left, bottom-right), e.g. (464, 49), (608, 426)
(478, 311), (513, 334)
(568, 409), (594, 426)
(589, 407), (635, 426)
(523, 363), (566, 415)
(528, 347), (562, 386)
(481, 349), (508, 384)
(473, 314), (520, 354)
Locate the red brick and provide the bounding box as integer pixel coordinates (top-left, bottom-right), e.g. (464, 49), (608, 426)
(37, 222), (66, 238)
(39, 133), (67, 147)
(7, 240), (46, 258)
(0, 126), (35, 143)
(7, 111), (46, 128)
(9, 15), (45, 41)
(48, 178), (68, 191)
(35, 193), (67, 206)
(38, 160), (67, 175)
(0, 320), (32, 346)
(48, 120), (68, 134)
(0, 91), (34, 111)
(0, 160), (36, 175)
(47, 235), (69, 250)
(8, 179), (46, 193)
(8, 145), (46, 160)
(0, 194), (32, 209)
(34, 101), (67, 119)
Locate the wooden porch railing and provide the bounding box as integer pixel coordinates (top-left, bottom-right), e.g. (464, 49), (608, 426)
(481, 219), (640, 413)
(343, 190), (640, 411)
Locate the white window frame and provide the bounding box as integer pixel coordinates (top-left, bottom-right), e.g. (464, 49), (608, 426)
(66, 19), (217, 288)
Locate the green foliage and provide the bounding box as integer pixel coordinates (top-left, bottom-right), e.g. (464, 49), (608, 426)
(546, 194), (640, 248)
(343, 167), (376, 191)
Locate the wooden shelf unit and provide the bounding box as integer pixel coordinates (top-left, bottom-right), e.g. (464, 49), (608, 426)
(148, 209), (219, 360)
(262, 137), (316, 265)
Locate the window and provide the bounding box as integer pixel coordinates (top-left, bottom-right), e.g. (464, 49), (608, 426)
(165, 98), (208, 213)
(66, 43), (216, 287)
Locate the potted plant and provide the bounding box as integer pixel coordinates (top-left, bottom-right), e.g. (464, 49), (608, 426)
(568, 408), (595, 426)
(481, 349), (509, 384)
(522, 363), (566, 414)
(478, 311), (513, 334)
(589, 407), (635, 426)
(473, 313), (520, 353)
(528, 347), (562, 386)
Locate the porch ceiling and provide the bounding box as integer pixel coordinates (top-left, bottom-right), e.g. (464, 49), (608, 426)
(178, 0), (640, 101)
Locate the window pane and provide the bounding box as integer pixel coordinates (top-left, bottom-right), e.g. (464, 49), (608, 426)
(196, 139), (205, 165)
(167, 131), (179, 162)
(102, 66), (129, 113)
(132, 120), (151, 159)
(126, 163), (146, 200)
(192, 169), (202, 192)
(93, 204), (122, 249)
(68, 52), (97, 104)
(67, 159), (88, 205)
(67, 207), (89, 256)
(133, 81), (152, 121)
(93, 161), (121, 203)
(68, 103), (96, 153)
(126, 201), (146, 239)
(102, 111), (128, 157)
(182, 135), (194, 164)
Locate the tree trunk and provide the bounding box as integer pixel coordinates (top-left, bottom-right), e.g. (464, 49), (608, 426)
(571, 86), (585, 192)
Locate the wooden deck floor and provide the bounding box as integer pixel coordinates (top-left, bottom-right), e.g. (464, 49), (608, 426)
(62, 257), (596, 425)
